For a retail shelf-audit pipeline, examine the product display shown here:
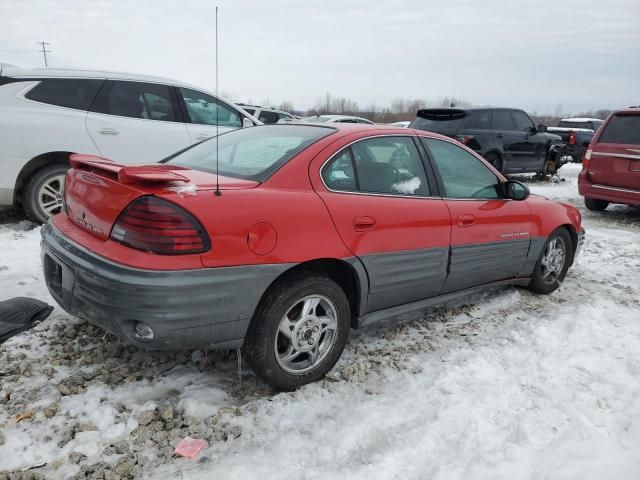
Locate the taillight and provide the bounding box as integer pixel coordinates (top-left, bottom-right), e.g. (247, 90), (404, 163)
(568, 131), (576, 145)
(455, 135), (474, 145)
(583, 148), (592, 169)
(110, 196), (210, 255)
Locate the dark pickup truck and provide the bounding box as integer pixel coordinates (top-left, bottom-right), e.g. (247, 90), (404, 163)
(547, 118), (604, 162)
(410, 107), (565, 175)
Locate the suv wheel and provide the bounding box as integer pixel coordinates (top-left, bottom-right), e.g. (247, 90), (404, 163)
(528, 228), (573, 294)
(584, 197), (609, 211)
(22, 164), (69, 223)
(245, 273), (351, 390)
(485, 152), (503, 172)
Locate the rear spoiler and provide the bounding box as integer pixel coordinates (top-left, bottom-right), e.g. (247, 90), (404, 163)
(69, 154), (190, 184)
(416, 108), (468, 121)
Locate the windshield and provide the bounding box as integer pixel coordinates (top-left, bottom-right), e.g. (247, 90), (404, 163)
(162, 125), (336, 181)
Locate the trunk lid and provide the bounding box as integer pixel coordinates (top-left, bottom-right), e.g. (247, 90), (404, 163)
(65, 154), (258, 239)
(588, 114), (640, 190)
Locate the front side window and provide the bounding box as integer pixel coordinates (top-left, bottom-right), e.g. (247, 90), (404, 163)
(511, 110), (535, 131)
(599, 115), (640, 145)
(491, 110), (515, 131)
(93, 81), (177, 121)
(180, 88), (242, 128)
(423, 138), (501, 199)
(163, 125), (335, 181)
(322, 136), (430, 196)
(25, 78), (103, 110)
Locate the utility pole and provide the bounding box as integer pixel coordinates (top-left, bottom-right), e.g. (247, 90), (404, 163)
(37, 41), (51, 67)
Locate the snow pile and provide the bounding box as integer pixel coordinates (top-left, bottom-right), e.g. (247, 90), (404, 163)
(1, 164), (639, 479)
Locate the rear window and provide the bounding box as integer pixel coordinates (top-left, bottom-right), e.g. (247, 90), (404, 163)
(598, 115), (640, 145)
(25, 78), (103, 110)
(410, 110), (466, 135)
(163, 125), (335, 182)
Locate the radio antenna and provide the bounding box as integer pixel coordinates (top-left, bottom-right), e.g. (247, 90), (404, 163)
(214, 6), (222, 196)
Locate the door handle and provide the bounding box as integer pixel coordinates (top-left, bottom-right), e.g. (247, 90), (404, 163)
(195, 134), (210, 141)
(97, 128), (119, 135)
(495, 133), (503, 139)
(353, 216), (376, 231)
(457, 214), (475, 227)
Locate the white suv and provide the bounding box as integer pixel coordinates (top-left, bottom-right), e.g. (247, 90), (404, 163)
(0, 67), (258, 222)
(236, 104), (298, 124)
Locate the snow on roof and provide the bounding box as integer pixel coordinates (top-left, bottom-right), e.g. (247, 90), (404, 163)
(560, 117), (603, 122)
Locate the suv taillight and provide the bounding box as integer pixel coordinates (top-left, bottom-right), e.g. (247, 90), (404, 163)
(568, 131), (576, 145)
(583, 148), (592, 169)
(110, 196), (210, 255)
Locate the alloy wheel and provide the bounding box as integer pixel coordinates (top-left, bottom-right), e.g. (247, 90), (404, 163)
(38, 174), (65, 218)
(540, 237), (566, 284)
(275, 294), (339, 374)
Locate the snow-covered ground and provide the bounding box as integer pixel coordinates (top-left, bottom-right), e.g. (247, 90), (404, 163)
(1, 163), (639, 479)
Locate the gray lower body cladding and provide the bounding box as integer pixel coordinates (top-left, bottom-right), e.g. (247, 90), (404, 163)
(41, 222), (292, 350)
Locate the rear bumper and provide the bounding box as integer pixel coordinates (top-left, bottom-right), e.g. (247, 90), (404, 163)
(41, 222), (292, 350)
(579, 174), (640, 206)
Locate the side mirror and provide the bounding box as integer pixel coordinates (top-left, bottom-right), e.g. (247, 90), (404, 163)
(537, 124), (547, 133)
(503, 180), (530, 201)
(242, 117), (254, 128)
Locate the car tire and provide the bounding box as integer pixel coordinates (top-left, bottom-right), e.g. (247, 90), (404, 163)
(244, 273), (351, 391)
(485, 152), (503, 173)
(584, 197), (609, 212)
(22, 164), (69, 224)
(527, 228), (573, 295)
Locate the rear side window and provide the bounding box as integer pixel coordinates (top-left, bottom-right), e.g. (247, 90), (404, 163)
(92, 81), (177, 121)
(598, 115), (640, 145)
(463, 110), (491, 129)
(243, 108), (255, 115)
(322, 137), (430, 196)
(258, 110), (279, 124)
(25, 79), (102, 110)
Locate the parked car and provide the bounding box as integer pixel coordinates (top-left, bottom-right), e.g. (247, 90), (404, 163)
(236, 104), (297, 124)
(42, 123), (584, 390)
(304, 114), (375, 124)
(548, 117), (604, 162)
(578, 108), (640, 211)
(0, 67), (259, 223)
(409, 107), (565, 175)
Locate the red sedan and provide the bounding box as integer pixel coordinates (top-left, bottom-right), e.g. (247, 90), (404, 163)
(42, 124), (584, 389)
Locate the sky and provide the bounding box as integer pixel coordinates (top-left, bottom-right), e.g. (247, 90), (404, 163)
(1, 0), (639, 115)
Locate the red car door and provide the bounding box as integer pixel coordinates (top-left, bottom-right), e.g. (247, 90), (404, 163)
(310, 133), (451, 313)
(422, 137), (534, 292)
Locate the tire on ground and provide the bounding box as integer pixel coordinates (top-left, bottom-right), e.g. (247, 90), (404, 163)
(584, 197), (609, 212)
(244, 273), (351, 390)
(22, 164), (69, 224)
(527, 228), (573, 295)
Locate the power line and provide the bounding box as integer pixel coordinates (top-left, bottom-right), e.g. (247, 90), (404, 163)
(36, 41), (51, 67)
